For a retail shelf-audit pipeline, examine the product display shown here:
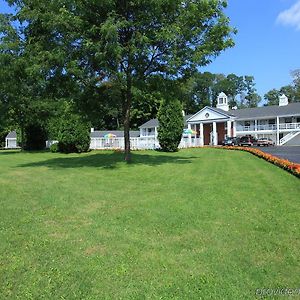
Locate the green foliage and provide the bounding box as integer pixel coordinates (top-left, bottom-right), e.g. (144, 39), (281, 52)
(242, 76), (261, 108)
(2, 0), (235, 159)
(264, 89), (280, 106)
(56, 114), (91, 153)
(157, 98), (184, 152)
(264, 70), (300, 106)
(180, 72), (260, 111)
(23, 124), (47, 150)
(49, 142), (59, 153)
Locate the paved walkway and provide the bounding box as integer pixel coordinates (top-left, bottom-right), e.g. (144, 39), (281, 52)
(254, 146), (300, 164)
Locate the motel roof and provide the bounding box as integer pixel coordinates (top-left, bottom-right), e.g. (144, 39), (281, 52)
(139, 115), (193, 129)
(140, 102), (300, 128)
(228, 102), (300, 120)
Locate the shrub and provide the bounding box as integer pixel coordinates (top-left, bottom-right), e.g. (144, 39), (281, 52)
(50, 143), (59, 153)
(23, 124), (47, 150)
(57, 114), (91, 153)
(157, 98), (184, 152)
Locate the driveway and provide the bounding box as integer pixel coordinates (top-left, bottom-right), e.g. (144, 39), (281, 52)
(254, 146), (300, 164)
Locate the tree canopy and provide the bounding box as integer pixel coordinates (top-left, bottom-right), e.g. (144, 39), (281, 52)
(264, 70), (300, 106)
(0, 0), (236, 159)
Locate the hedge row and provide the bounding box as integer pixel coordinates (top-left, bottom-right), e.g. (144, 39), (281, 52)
(221, 146), (300, 178)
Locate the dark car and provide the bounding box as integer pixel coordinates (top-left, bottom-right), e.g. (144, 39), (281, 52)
(238, 135), (257, 146)
(257, 138), (275, 147)
(222, 137), (238, 146)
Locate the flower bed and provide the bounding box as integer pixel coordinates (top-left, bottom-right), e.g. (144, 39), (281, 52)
(222, 146), (300, 178)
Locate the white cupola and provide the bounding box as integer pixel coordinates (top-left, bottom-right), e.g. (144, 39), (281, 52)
(216, 92), (229, 111)
(279, 94), (288, 106)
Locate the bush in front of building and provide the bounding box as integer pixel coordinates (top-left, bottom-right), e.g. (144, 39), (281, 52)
(55, 114), (91, 153)
(157, 98), (184, 152)
(49, 143), (59, 153)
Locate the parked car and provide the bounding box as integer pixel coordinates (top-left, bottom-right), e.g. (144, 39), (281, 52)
(256, 138), (275, 147)
(222, 137), (238, 146)
(238, 135), (257, 146)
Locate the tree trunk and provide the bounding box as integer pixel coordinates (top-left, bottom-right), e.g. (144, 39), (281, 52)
(20, 120), (25, 151)
(123, 102), (131, 161)
(123, 75), (132, 162)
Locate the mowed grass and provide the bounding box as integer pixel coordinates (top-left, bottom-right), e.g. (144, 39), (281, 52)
(0, 148), (299, 299)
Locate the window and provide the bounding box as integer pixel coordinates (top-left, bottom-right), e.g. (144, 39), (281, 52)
(219, 97), (224, 104)
(285, 117), (292, 123)
(297, 117), (300, 123)
(268, 119), (275, 125)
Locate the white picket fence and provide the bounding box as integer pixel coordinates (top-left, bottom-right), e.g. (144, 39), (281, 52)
(89, 137), (201, 150)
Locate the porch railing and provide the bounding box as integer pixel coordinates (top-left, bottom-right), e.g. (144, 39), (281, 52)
(236, 122), (300, 132)
(89, 137), (202, 150)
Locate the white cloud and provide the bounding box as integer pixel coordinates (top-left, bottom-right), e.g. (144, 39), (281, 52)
(277, 0), (300, 30)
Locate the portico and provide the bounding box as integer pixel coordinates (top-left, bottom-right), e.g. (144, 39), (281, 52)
(186, 94), (236, 146)
(187, 110), (236, 146)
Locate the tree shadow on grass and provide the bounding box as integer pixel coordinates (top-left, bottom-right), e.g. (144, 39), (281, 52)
(0, 150), (51, 155)
(18, 151), (197, 170)
(0, 150), (22, 155)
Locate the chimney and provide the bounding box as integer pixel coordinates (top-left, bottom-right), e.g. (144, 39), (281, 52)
(216, 92), (229, 111)
(182, 110), (185, 116)
(279, 94), (288, 106)
(91, 128), (94, 132)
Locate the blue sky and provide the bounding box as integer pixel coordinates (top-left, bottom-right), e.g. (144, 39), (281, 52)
(202, 0), (300, 102)
(0, 0), (300, 103)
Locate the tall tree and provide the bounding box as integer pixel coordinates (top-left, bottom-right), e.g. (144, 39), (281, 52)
(264, 88), (280, 106)
(244, 75), (261, 108)
(157, 98), (184, 152)
(6, 0), (235, 161)
(291, 69), (300, 101)
(225, 73), (246, 107)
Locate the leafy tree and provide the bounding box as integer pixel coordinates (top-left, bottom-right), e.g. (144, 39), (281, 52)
(264, 89), (280, 106)
(264, 70), (300, 106)
(243, 76), (261, 107)
(225, 73), (246, 107)
(23, 123), (47, 150)
(280, 85), (296, 102)
(184, 72), (215, 111)
(6, 0), (235, 161)
(0, 12), (60, 149)
(291, 69), (300, 101)
(157, 98), (184, 152)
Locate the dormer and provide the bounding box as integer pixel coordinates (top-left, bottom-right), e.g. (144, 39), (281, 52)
(279, 94), (288, 106)
(216, 92), (229, 111)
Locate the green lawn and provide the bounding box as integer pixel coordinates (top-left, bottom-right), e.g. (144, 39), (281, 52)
(0, 148), (299, 299)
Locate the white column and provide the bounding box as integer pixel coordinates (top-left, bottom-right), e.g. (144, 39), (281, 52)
(188, 123), (192, 147)
(199, 123), (204, 146)
(254, 120), (258, 138)
(276, 116), (280, 145)
(232, 121), (237, 137)
(213, 122), (217, 146)
(227, 121), (231, 138)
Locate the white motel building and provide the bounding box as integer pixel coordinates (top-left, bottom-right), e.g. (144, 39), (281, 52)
(5, 93), (300, 149)
(140, 93), (300, 146)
